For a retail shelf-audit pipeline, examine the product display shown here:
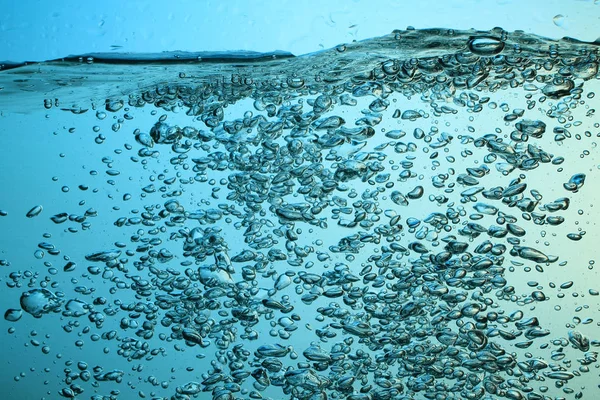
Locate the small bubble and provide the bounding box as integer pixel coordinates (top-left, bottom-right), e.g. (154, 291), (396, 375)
(553, 14), (567, 27)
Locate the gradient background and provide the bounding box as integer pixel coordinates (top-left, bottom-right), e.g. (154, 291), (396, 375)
(1, 1), (599, 399)
(1, 0), (599, 62)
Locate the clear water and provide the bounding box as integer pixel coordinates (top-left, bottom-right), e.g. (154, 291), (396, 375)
(1, 28), (599, 400)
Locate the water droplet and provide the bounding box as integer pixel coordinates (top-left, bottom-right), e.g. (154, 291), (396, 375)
(553, 14), (566, 27)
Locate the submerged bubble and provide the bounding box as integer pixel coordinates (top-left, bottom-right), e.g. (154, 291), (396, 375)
(25, 205), (43, 218)
(4, 308), (22, 322)
(563, 173), (586, 192)
(84, 249), (121, 262)
(19, 289), (62, 318)
(467, 36), (505, 55)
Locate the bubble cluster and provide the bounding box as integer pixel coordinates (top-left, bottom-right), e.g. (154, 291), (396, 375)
(1, 27), (599, 400)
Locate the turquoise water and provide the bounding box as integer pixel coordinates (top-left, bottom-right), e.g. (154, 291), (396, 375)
(1, 28), (599, 399)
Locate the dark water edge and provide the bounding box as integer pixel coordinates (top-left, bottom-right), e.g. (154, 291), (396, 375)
(0, 27), (598, 113)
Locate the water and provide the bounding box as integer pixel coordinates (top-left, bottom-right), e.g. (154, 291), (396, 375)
(1, 27), (599, 400)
